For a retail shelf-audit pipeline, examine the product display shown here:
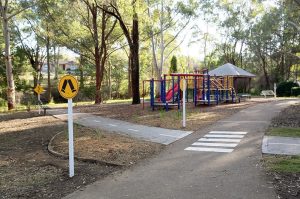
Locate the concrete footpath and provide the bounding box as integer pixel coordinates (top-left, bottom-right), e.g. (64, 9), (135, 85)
(64, 99), (299, 199)
(49, 110), (192, 145)
(262, 136), (300, 155)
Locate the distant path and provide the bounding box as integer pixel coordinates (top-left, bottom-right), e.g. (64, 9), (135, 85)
(49, 109), (192, 145)
(64, 99), (299, 199)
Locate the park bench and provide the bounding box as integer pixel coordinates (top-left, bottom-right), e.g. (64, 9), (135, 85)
(237, 93), (251, 101)
(260, 90), (275, 98)
(38, 100), (51, 116)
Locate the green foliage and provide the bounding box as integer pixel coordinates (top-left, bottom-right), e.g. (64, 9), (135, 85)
(291, 87), (300, 97)
(80, 85), (96, 101)
(51, 87), (67, 103)
(0, 98), (6, 107)
(276, 81), (299, 97)
(265, 155), (300, 173)
(170, 55), (177, 73)
(268, 128), (300, 138)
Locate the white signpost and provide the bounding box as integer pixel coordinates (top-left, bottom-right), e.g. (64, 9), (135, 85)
(34, 84), (44, 114)
(58, 75), (79, 178)
(274, 83), (277, 98)
(67, 98), (74, 177)
(182, 78), (186, 128)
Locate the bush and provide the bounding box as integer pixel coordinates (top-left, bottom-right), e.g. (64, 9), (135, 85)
(20, 91), (39, 105)
(74, 86), (95, 102)
(291, 87), (300, 96)
(51, 87), (67, 103)
(81, 85), (96, 100)
(276, 81), (299, 97)
(0, 98), (6, 107)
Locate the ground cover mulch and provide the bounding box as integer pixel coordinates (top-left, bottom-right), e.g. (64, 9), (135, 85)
(0, 111), (161, 199)
(50, 125), (164, 166)
(266, 103), (300, 199)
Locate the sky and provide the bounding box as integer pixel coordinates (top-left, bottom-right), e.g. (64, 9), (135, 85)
(178, 0), (278, 62)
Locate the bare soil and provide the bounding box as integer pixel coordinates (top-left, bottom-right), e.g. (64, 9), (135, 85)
(0, 112), (160, 199)
(266, 103), (300, 199)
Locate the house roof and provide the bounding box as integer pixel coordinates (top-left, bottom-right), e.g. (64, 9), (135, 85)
(208, 63), (256, 77)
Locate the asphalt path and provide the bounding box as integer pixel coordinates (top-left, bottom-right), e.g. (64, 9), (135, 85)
(64, 99), (299, 199)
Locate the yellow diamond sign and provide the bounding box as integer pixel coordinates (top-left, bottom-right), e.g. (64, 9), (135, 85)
(58, 75), (79, 99)
(34, 84), (44, 94)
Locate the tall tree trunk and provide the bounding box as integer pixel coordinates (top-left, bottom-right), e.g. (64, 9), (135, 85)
(108, 60), (112, 99)
(95, 49), (102, 103)
(262, 59), (270, 89)
(146, 0), (158, 78)
(93, 7), (102, 104)
(33, 45), (40, 89)
(46, 34), (51, 103)
(159, 0), (164, 76)
(79, 55), (84, 89)
(54, 45), (60, 80)
(128, 53), (132, 98)
(131, 13), (140, 104)
(2, 13), (15, 110)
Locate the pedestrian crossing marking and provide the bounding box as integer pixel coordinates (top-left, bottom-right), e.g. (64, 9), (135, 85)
(209, 131), (247, 135)
(185, 147), (234, 153)
(204, 134), (245, 138)
(198, 138), (241, 142)
(192, 142), (238, 147)
(185, 131), (248, 153)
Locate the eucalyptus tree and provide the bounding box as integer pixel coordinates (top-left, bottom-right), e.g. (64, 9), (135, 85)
(0, 0), (34, 109)
(14, 11), (46, 89)
(146, 0), (198, 82)
(45, 0), (118, 104)
(99, 0), (142, 104)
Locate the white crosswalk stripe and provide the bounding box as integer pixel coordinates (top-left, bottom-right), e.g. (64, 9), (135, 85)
(204, 134), (245, 138)
(185, 131), (247, 153)
(192, 142), (238, 147)
(198, 138), (241, 142)
(209, 131), (247, 135)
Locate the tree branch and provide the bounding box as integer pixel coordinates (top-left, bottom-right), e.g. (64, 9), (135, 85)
(8, 3), (35, 20)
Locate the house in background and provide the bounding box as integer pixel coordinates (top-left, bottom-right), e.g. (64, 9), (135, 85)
(40, 60), (79, 74)
(59, 60), (79, 71)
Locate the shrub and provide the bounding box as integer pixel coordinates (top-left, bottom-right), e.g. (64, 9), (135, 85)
(276, 81), (299, 97)
(170, 55), (178, 73)
(291, 87), (300, 96)
(19, 91), (37, 105)
(0, 98), (6, 107)
(51, 87), (67, 103)
(81, 85), (96, 100)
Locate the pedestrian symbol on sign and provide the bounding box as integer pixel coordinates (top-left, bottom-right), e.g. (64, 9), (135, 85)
(61, 79), (77, 94)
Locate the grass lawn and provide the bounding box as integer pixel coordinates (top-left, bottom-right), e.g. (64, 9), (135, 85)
(264, 155), (300, 173)
(268, 127), (300, 137)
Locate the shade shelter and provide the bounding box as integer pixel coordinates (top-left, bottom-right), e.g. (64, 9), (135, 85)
(209, 63), (256, 93)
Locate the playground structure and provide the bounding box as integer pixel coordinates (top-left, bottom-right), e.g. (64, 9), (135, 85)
(142, 69), (240, 110)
